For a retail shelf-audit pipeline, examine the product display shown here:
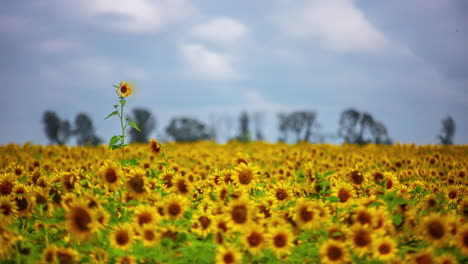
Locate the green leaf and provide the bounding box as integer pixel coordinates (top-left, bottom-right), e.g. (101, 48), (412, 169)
(326, 196), (340, 203)
(128, 200), (139, 206)
(113, 85), (119, 88)
(128, 121), (141, 132)
(104, 111), (119, 120)
(120, 99), (126, 107)
(392, 213), (403, 226)
(108, 135), (120, 150)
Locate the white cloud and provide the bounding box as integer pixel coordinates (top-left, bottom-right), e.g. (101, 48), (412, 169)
(36, 39), (82, 53)
(244, 90), (286, 112)
(180, 43), (240, 80)
(275, 0), (399, 54)
(55, 0), (196, 33)
(191, 17), (249, 46)
(40, 57), (149, 85)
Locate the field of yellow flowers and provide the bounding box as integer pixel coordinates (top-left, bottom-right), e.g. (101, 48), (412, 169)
(0, 141), (467, 264)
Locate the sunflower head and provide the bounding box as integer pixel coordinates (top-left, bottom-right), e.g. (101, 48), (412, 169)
(116, 81), (133, 98)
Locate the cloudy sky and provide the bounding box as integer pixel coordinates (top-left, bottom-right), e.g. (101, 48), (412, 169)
(1, 0), (467, 145)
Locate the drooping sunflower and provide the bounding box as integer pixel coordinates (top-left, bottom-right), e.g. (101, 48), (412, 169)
(319, 240), (348, 264)
(65, 199), (97, 241)
(372, 236), (398, 262)
(215, 246), (242, 264)
(110, 223), (134, 251)
(148, 138), (162, 155)
(241, 223), (266, 255)
(116, 81), (133, 98)
(232, 163), (260, 191)
(267, 226), (295, 257)
(0, 197), (18, 225)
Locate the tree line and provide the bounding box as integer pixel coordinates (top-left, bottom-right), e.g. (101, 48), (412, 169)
(42, 108), (456, 146)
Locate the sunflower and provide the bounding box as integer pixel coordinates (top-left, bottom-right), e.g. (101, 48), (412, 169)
(90, 248), (108, 264)
(331, 182), (356, 205)
(110, 223), (134, 251)
(12, 184), (34, 217)
(133, 204), (159, 227)
(411, 248), (435, 264)
(140, 226), (159, 247)
(116, 81), (133, 98)
(172, 174), (192, 196)
(0, 197), (18, 225)
(347, 168), (365, 186)
(0, 174), (15, 196)
(372, 236), (397, 261)
(65, 199), (97, 241)
(56, 247), (79, 264)
(191, 211), (214, 238)
(212, 215), (231, 245)
(148, 138), (162, 155)
(241, 223), (266, 255)
(116, 256), (136, 264)
(232, 163), (260, 191)
(420, 213), (449, 247)
(226, 197), (252, 230)
(164, 195), (187, 220)
(327, 224), (348, 242)
(319, 240), (348, 264)
(215, 246), (242, 264)
(352, 206), (376, 227)
(126, 168), (149, 200)
(437, 254), (457, 264)
(349, 224), (373, 257)
(99, 162), (121, 190)
(455, 224), (468, 255)
(293, 198), (318, 230)
(267, 181), (293, 206)
(459, 196), (468, 219)
(160, 169), (175, 189)
(444, 185), (463, 205)
(267, 226), (295, 257)
(42, 244), (57, 263)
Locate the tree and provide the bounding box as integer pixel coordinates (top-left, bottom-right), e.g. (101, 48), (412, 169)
(72, 113), (102, 146)
(42, 111), (71, 145)
(234, 111), (251, 142)
(128, 108), (156, 143)
(166, 117), (214, 142)
(438, 116), (455, 145)
(338, 108), (392, 145)
(253, 112), (264, 141)
(277, 111), (316, 143)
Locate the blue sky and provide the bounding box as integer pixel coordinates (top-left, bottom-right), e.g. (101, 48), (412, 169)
(1, 0), (467, 145)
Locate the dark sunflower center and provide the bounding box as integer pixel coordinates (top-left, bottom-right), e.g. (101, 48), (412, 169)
(177, 180), (189, 194)
(144, 230), (155, 240)
(338, 189), (350, 202)
(232, 205), (247, 224)
(15, 198), (28, 211)
(378, 243), (391, 254)
(354, 230), (371, 247)
(299, 206), (313, 222)
(116, 231), (130, 246)
(357, 212), (371, 225)
(129, 177), (144, 193)
(239, 171), (252, 184)
(223, 253), (235, 264)
(1, 204), (11, 215)
(0, 181), (13, 195)
(273, 233), (287, 248)
(105, 168), (117, 183)
(120, 86), (127, 93)
(138, 212), (152, 226)
(350, 171), (363, 184)
(448, 191), (457, 199)
(247, 232), (263, 247)
(73, 207), (91, 231)
(168, 203), (181, 216)
(199, 216), (211, 229)
(327, 245), (343, 261)
(276, 189), (287, 200)
(428, 221), (444, 239)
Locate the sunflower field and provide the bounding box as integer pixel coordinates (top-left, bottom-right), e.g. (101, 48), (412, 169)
(0, 141), (467, 264)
